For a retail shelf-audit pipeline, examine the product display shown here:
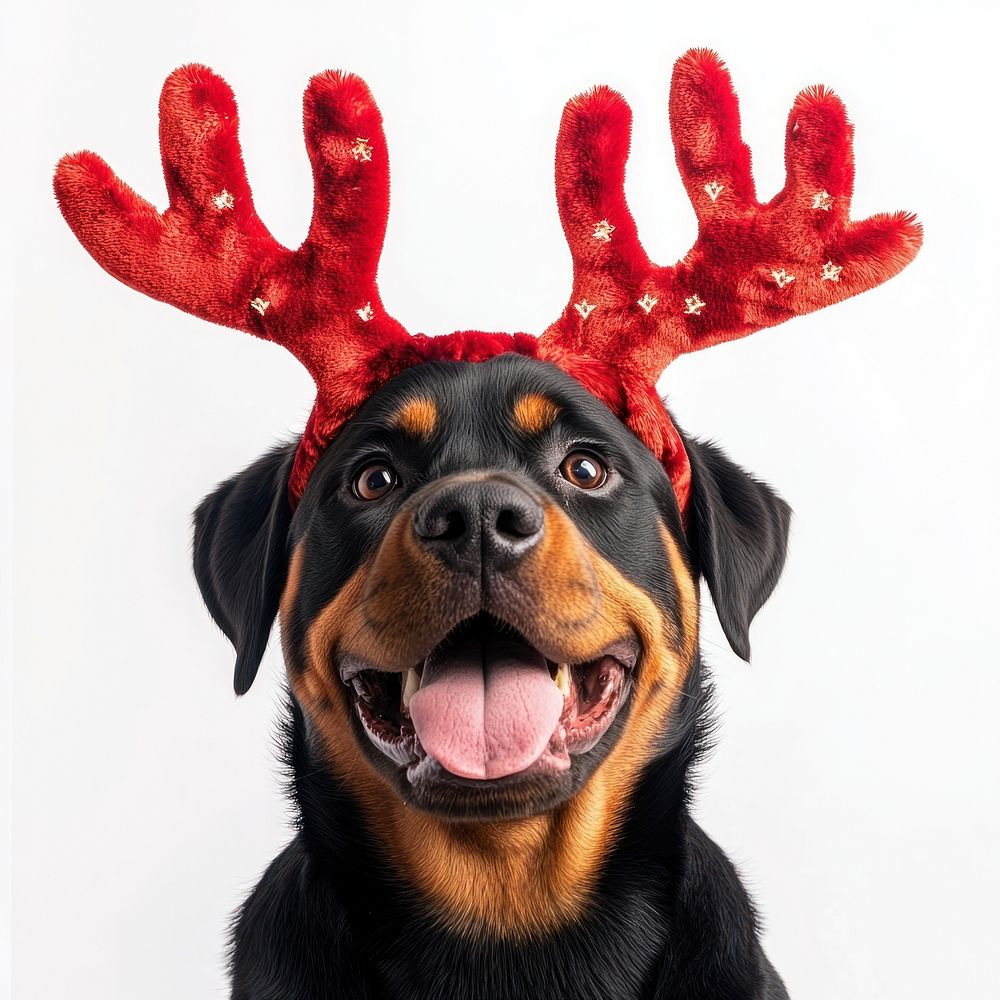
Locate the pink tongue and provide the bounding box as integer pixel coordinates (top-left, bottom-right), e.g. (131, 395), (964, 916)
(408, 634), (564, 780)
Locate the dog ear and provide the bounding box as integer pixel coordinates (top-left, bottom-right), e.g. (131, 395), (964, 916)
(683, 437), (792, 661)
(192, 442), (296, 695)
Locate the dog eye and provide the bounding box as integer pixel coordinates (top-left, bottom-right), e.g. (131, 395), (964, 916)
(559, 451), (607, 490)
(354, 462), (398, 501)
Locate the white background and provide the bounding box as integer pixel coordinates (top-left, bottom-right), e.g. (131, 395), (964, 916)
(5, 0), (999, 997)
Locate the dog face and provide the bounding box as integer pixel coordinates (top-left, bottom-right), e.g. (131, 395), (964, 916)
(194, 353), (790, 827)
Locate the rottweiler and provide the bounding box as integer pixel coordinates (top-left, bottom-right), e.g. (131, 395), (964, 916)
(194, 353), (791, 999)
(55, 46), (919, 1000)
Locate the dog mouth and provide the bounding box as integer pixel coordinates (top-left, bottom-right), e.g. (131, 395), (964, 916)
(339, 613), (637, 784)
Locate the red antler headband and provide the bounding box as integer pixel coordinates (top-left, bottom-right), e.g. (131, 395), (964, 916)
(54, 49), (921, 514)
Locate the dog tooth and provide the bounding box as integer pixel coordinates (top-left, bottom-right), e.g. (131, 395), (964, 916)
(554, 663), (571, 697)
(401, 667), (421, 713)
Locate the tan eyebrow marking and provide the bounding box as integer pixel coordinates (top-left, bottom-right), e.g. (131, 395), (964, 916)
(512, 394), (560, 435)
(392, 397), (437, 439)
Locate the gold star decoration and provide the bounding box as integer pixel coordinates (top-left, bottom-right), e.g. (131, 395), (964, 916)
(351, 137), (373, 162)
(212, 189), (235, 210)
(592, 219), (615, 242)
(356, 302), (375, 322)
(812, 190), (834, 211)
(771, 268), (796, 288)
(704, 180), (725, 202)
(683, 294), (706, 316)
(820, 260), (843, 282)
(249, 297), (270, 316)
(574, 299), (596, 319)
(637, 293), (659, 314)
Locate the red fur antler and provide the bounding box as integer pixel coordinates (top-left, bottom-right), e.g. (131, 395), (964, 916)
(55, 52), (920, 514)
(540, 49), (922, 385)
(54, 64), (409, 381)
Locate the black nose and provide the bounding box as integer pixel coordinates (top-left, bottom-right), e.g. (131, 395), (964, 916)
(413, 476), (544, 573)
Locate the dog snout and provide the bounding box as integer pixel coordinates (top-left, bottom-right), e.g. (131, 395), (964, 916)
(413, 476), (544, 573)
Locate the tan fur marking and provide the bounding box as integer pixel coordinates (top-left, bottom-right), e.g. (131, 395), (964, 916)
(280, 542), (304, 621)
(512, 394), (560, 435)
(282, 501), (698, 938)
(392, 397), (437, 439)
(660, 525), (700, 662)
(306, 505), (471, 672)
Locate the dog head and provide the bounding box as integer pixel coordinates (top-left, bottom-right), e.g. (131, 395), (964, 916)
(193, 352), (790, 822)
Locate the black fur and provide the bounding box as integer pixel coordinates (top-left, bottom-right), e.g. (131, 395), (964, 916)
(685, 437), (792, 662)
(192, 354), (792, 999)
(193, 443), (296, 695)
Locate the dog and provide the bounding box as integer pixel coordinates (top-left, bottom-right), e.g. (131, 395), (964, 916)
(55, 48), (919, 999)
(194, 353), (792, 998)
